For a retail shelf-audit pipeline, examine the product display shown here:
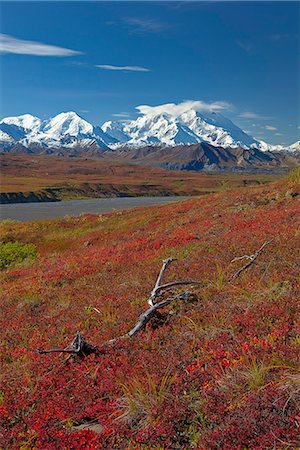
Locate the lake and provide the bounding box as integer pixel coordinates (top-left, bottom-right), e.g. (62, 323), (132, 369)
(0, 196), (190, 222)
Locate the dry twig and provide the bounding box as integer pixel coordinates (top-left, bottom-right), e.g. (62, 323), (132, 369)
(228, 240), (273, 283)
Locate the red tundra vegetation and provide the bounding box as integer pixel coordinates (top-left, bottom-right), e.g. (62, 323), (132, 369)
(0, 169), (299, 449)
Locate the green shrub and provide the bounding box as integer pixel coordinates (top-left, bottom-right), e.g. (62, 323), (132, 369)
(0, 241), (37, 269)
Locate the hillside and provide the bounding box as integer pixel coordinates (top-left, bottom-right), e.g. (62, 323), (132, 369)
(0, 171), (299, 449)
(106, 143), (299, 172)
(0, 154), (279, 203)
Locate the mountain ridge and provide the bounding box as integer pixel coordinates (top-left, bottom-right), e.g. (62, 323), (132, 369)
(1, 109), (298, 153)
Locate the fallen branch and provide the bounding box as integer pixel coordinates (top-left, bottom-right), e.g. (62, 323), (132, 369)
(148, 257), (176, 306)
(128, 291), (192, 337)
(37, 330), (98, 357)
(228, 239), (273, 283)
(37, 242), (272, 358)
(37, 258), (199, 357)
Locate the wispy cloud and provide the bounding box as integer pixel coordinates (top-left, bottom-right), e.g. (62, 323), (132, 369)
(0, 33), (81, 56)
(95, 64), (150, 72)
(112, 112), (132, 118)
(136, 100), (233, 117)
(122, 17), (170, 34)
(238, 111), (272, 120)
(265, 125), (277, 131)
(275, 133), (283, 136)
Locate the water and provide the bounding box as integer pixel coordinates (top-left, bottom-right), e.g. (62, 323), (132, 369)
(0, 196), (190, 222)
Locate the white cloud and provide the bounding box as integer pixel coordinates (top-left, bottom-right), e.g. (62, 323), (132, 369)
(112, 112), (132, 118)
(275, 133), (283, 136)
(95, 64), (150, 72)
(265, 125), (277, 131)
(0, 33), (81, 56)
(238, 111), (272, 120)
(136, 100), (233, 117)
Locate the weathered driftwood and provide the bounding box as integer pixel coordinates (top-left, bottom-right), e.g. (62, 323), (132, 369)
(148, 257), (200, 306)
(37, 330), (98, 357)
(37, 258), (200, 357)
(148, 257), (176, 306)
(228, 240), (272, 283)
(128, 291), (193, 337)
(37, 242), (272, 358)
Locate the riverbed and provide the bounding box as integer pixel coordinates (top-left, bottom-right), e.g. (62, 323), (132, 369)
(0, 196), (190, 222)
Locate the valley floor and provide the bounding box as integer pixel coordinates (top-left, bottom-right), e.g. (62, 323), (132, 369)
(0, 154), (278, 203)
(0, 168), (299, 449)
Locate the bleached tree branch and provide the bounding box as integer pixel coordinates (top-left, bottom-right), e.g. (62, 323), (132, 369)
(37, 330), (98, 357)
(128, 291), (192, 337)
(229, 239), (273, 283)
(37, 258), (198, 357)
(148, 257), (176, 306)
(37, 242), (272, 359)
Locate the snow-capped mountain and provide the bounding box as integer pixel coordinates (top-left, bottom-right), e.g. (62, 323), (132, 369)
(1, 113), (42, 133)
(288, 140), (300, 153)
(0, 107), (298, 153)
(102, 106), (266, 149)
(0, 112), (115, 150)
(0, 114), (42, 142)
(0, 130), (16, 149)
(102, 113), (206, 147)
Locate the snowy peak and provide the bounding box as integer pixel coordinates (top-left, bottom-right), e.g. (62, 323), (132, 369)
(101, 107), (261, 149)
(178, 110), (259, 149)
(102, 113), (203, 147)
(0, 114), (42, 142)
(0, 107), (298, 153)
(0, 113), (42, 131)
(123, 112), (201, 146)
(0, 112), (115, 150)
(288, 140), (300, 153)
(43, 112), (94, 137)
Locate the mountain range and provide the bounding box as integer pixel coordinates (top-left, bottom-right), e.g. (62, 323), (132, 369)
(1, 108), (299, 154)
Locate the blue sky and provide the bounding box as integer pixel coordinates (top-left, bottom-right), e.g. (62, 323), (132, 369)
(1, 1), (299, 144)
